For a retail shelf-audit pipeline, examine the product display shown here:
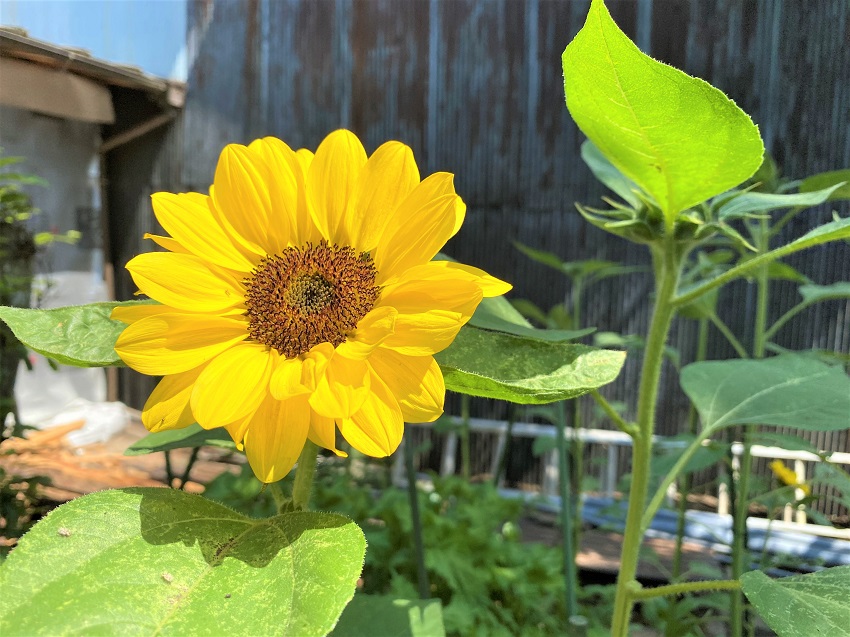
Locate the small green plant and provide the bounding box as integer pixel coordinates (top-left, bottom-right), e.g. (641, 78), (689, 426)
(0, 153), (80, 438)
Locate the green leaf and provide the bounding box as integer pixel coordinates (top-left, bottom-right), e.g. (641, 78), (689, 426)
(580, 140), (643, 208)
(562, 0), (764, 219)
(436, 326), (625, 404)
(681, 355), (850, 432)
(0, 488), (365, 637)
(0, 301), (150, 367)
(124, 423), (236, 456)
(766, 262), (811, 284)
(470, 281), (596, 341)
(799, 169), (850, 202)
(332, 596), (445, 637)
(716, 183), (844, 219)
(791, 215), (850, 246)
(799, 281), (850, 305)
(470, 295), (531, 331)
(652, 435), (726, 485)
(750, 432), (822, 455)
(741, 567), (850, 637)
(531, 435), (558, 457)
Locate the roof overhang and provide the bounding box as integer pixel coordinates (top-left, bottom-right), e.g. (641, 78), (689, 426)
(0, 27), (184, 140)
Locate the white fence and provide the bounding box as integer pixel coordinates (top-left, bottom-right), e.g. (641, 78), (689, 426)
(398, 417), (850, 540)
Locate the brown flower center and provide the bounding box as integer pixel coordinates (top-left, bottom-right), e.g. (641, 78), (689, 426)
(244, 240), (380, 358)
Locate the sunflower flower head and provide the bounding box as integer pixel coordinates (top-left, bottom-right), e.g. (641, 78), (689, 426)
(113, 130), (510, 483)
(769, 460), (811, 496)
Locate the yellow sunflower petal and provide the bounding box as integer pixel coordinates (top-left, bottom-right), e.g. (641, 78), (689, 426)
(247, 138), (297, 253)
(150, 192), (255, 272)
(141, 365), (206, 433)
(346, 141), (420, 251)
(395, 260), (512, 297)
(380, 309), (470, 357)
(307, 130), (367, 244)
(308, 353), (370, 419)
(291, 146), (321, 245)
(212, 144), (276, 251)
(111, 302), (172, 324)
(242, 394), (311, 483)
(115, 313), (248, 375)
(144, 233), (190, 254)
(379, 276), (482, 317)
(335, 306), (397, 361)
(301, 342), (335, 391)
(269, 354), (309, 400)
(338, 370), (403, 457)
(126, 252), (245, 313)
(307, 411), (346, 457)
(190, 343), (274, 429)
(374, 172), (464, 277)
(296, 148), (314, 173)
(368, 349), (444, 423)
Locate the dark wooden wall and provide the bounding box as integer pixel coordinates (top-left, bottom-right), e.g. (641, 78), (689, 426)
(107, 0), (850, 487)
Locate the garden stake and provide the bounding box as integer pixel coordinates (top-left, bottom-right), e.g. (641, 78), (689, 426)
(460, 394), (472, 479)
(555, 400), (579, 617)
(403, 436), (430, 600)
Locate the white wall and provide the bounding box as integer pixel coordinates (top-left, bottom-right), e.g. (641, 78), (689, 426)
(0, 104), (103, 274)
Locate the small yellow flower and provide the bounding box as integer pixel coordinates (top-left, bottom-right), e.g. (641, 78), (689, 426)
(769, 460), (811, 496)
(113, 130), (510, 482)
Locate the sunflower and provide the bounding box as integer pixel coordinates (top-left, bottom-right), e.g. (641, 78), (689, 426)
(112, 130), (510, 482)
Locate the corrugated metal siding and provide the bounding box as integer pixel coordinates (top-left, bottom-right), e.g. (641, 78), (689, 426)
(109, 0), (850, 505)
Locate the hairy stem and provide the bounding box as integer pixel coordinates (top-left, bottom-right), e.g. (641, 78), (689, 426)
(590, 389), (637, 437)
(292, 440), (320, 510)
(610, 242), (682, 636)
(632, 579), (741, 601)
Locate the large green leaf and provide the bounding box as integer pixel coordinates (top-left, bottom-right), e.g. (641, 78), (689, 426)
(741, 567), (850, 637)
(716, 183), (844, 220)
(436, 326), (625, 404)
(124, 423), (236, 456)
(0, 301), (150, 367)
(469, 288), (594, 342)
(680, 355), (850, 432)
(562, 0), (763, 219)
(0, 488), (365, 637)
(332, 596), (445, 637)
(580, 140), (643, 208)
(799, 169), (850, 202)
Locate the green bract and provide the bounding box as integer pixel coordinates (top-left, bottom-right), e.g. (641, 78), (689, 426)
(563, 0), (764, 222)
(0, 489), (365, 637)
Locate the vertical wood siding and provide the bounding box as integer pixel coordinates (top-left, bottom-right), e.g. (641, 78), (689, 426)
(109, 0), (850, 505)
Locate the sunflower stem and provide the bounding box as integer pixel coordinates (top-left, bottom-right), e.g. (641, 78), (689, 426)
(163, 450), (175, 487)
(178, 447), (201, 490)
(292, 440), (320, 510)
(268, 480), (289, 513)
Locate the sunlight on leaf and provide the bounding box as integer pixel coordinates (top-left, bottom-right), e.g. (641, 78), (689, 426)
(741, 567), (850, 637)
(562, 0), (763, 220)
(0, 489), (365, 637)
